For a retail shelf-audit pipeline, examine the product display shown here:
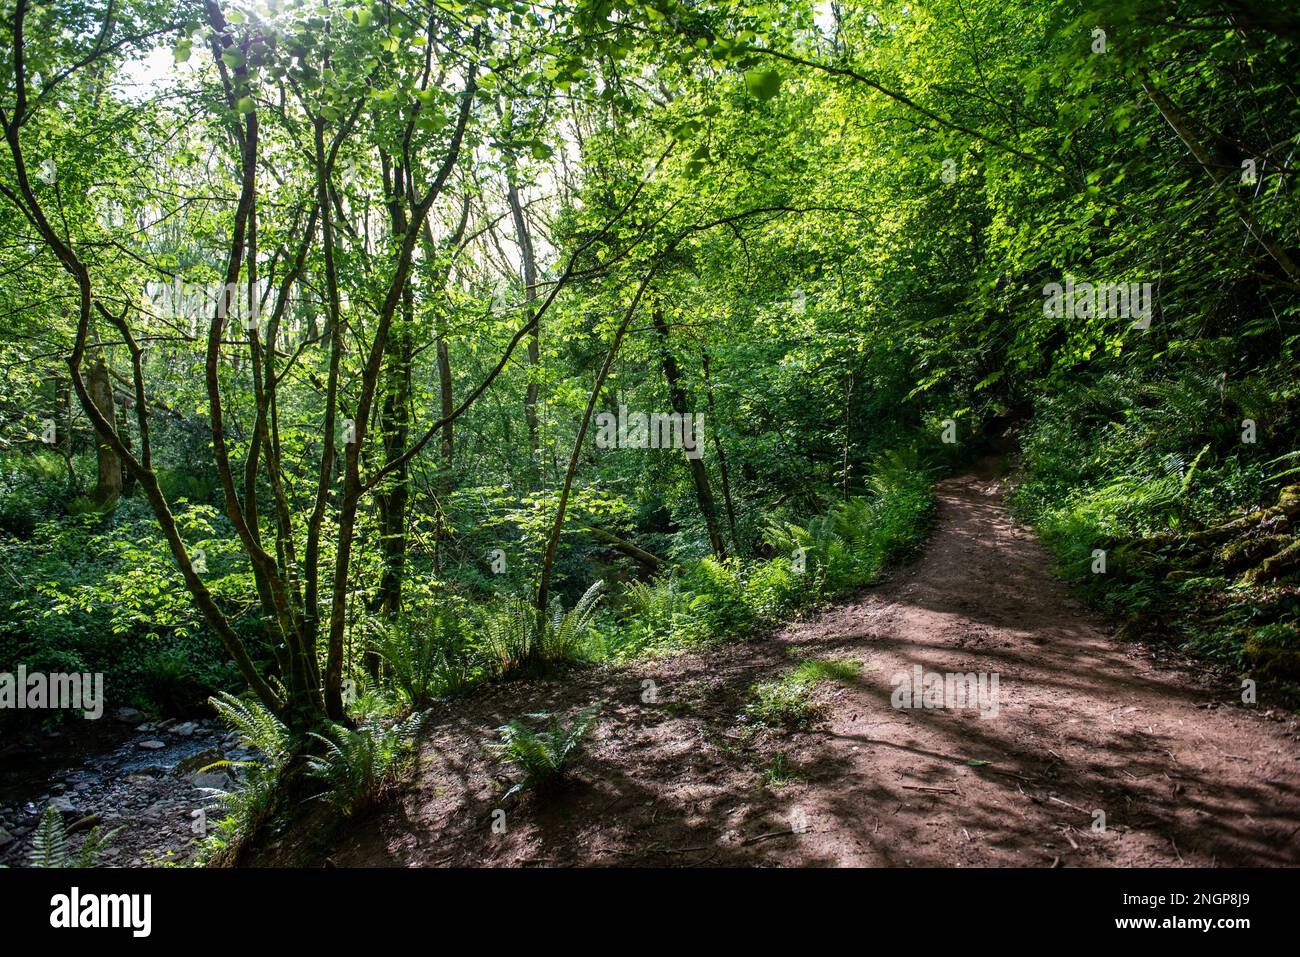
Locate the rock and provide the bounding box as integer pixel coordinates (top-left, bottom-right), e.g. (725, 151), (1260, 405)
(48, 796), (75, 814)
(137, 740), (166, 750)
(172, 722), (198, 737)
(0, 827), (13, 848)
(174, 749), (224, 775)
(116, 707), (146, 724)
(188, 771), (231, 791)
(67, 814), (101, 834)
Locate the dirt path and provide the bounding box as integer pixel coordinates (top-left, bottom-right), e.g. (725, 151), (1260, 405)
(267, 467), (1300, 867)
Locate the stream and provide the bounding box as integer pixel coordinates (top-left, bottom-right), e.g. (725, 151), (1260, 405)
(0, 708), (256, 867)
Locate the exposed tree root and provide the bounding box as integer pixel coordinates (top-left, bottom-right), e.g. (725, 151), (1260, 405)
(1246, 536), (1300, 585)
(1124, 484), (1300, 585)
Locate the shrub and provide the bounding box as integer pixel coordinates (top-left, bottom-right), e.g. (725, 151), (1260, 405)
(681, 558), (755, 638)
(741, 555), (806, 620)
(305, 712), (427, 816)
(374, 609), (478, 707)
(488, 703), (601, 798)
(478, 581), (604, 676)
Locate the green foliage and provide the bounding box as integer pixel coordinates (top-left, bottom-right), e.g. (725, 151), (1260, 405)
(601, 462), (934, 660)
(488, 703), (602, 799)
(741, 672), (821, 730)
(1014, 362), (1300, 678)
(374, 609), (479, 708)
(29, 805), (122, 868)
(742, 657), (860, 730)
(6, 0), (1296, 860)
(305, 712), (427, 816)
(478, 581), (605, 677)
(0, 451), (79, 537)
(766, 455), (935, 600)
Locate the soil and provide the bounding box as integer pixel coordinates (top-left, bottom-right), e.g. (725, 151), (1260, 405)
(253, 462), (1300, 868)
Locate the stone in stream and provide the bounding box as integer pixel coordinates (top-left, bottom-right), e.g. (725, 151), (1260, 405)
(0, 827), (13, 848)
(173, 749), (224, 776)
(48, 796), (75, 813)
(188, 770), (232, 791)
(116, 707), (146, 725)
(137, 740), (166, 750)
(172, 722), (198, 737)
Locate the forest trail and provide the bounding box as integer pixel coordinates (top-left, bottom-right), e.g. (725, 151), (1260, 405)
(273, 463), (1300, 867)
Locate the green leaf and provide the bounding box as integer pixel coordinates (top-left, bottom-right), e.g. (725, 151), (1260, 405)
(744, 70), (782, 101)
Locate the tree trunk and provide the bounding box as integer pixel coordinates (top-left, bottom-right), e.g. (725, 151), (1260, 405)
(1142, 75), (1299, 284)
(437, 338), (454, 462)
(652, 307), (726, 558)
(86, 354), (121, 507)
(702, 352), (740, 552)
(505, 159), (541, 484)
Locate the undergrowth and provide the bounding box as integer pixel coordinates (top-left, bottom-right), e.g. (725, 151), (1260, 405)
(1014, 364), (1300, 690)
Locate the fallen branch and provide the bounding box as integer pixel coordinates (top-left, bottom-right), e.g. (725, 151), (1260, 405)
(741, 828), (811, 845)
(583, 523), (664, 570)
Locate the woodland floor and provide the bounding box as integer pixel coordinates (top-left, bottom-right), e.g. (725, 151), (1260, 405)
(257, 460), (1300, 867)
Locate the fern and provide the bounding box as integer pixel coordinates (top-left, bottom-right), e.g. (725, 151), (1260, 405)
(488, 703), (601, 798)
(29, 805), (121, 868)
(208, 691), (290, 770)
(375, 610), (478, 707)
(305, 711), (426, 815)
(28, 806), (66, 868)
(479, 596), (538, 677)
(540, 580), (604, 661)
(480, 582), (604, 675)
(194, 692), (292, 864)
